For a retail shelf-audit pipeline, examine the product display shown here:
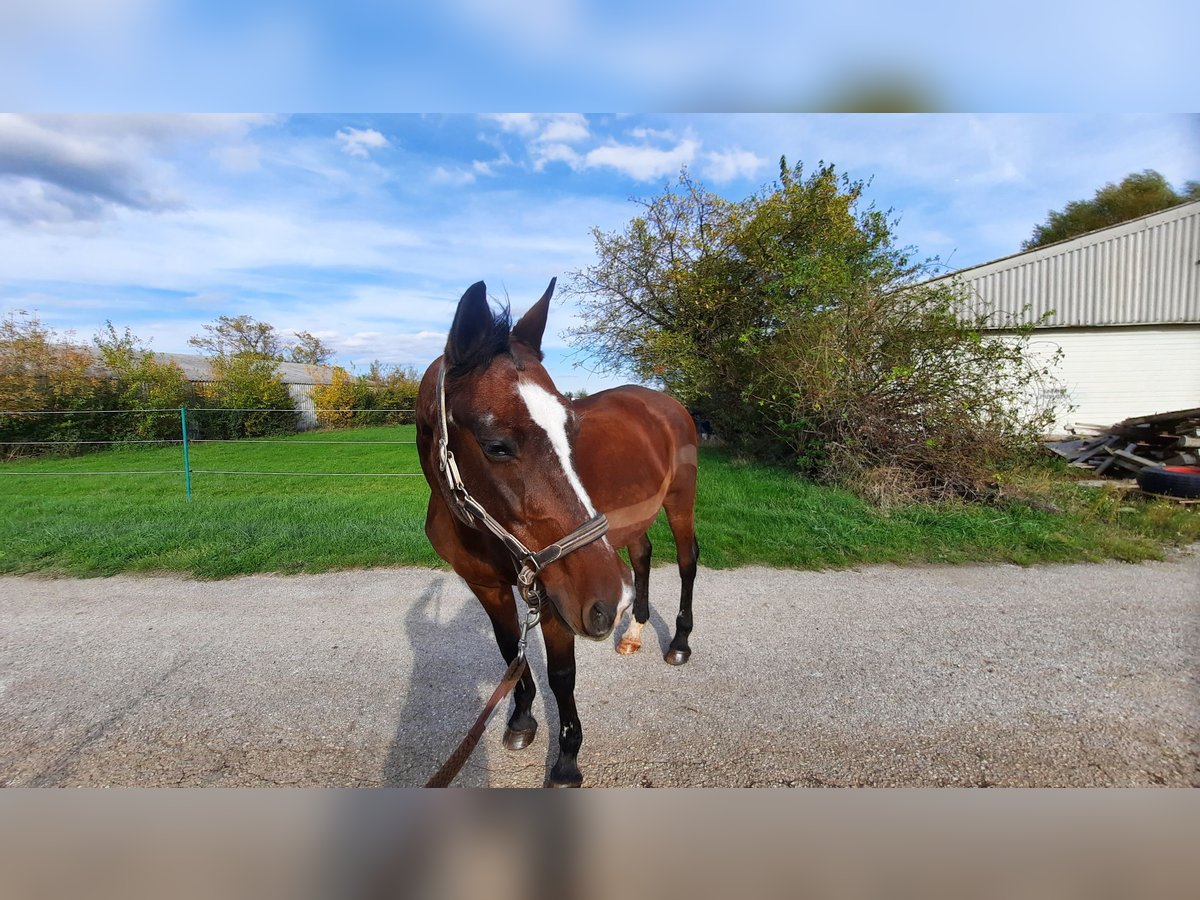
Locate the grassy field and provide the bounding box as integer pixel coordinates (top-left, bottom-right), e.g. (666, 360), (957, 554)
(1, 425), (1197, 578)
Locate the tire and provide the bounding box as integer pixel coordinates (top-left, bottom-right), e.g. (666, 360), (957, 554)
(1136, 466), (1200, 499)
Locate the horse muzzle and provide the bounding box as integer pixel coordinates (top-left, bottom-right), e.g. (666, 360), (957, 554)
(584, 599), (615, 639)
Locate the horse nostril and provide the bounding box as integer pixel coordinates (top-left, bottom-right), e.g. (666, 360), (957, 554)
(587, 602), (613, 637)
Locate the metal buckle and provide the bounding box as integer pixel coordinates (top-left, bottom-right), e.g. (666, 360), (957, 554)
(516, 601), (541, 660)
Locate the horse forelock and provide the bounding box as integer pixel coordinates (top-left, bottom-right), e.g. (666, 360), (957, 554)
(445, 305), (512, 378)
(443, 351), (598, 526)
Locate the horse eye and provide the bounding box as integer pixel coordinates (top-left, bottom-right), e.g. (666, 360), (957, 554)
(482, 440), (515, 461)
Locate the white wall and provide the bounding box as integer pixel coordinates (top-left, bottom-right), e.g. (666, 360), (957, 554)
(1021, 325), (1200, 430)
(287, 384), (319, 429)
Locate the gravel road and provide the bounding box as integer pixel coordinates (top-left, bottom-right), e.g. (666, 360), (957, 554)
(2, 554), (1197, 787)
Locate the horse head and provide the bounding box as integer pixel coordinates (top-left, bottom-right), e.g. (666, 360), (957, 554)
(423, 279), (633, 640)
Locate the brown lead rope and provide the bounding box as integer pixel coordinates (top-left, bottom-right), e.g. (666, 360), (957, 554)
(425, 655), (528, 788)
(426, 601), (542, 787)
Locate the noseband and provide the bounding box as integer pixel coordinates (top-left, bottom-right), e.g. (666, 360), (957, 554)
(435, 363), (609, 623)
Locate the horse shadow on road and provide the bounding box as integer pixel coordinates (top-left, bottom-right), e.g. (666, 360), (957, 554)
(381, 576), (551, 788)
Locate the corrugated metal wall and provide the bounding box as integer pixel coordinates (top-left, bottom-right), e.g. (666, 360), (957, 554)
(944, 200), (1200, 328)
(287, 384), (319, 429)
(1019, 326), (1200, 429)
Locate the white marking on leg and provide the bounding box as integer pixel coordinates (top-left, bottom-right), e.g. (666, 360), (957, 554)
(616, 579), (634, 621)
(617, 615), (644, 653)
(517, 381), (597, 516)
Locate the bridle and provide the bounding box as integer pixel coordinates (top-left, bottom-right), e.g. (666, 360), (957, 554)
(434, 362), (609, 646)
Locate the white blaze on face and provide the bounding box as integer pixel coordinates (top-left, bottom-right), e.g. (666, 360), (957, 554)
(516, 380), (597, 517)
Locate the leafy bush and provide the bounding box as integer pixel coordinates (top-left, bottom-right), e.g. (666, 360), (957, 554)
(570, 161), (1062, 502)
(312, 362), (419, 429)
(196, 354), (298, 438)
(1, 311), (105, 455)
(92, 323), (190, 442)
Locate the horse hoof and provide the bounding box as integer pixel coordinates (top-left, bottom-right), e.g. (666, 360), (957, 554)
(548, 760), (583, 787)
(502, 724), (537, 751)
(616, 638), (641, 655)
(664, 648), (691, 666)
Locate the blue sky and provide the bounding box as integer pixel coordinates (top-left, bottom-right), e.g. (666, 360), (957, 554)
(1, 113), (1196, 394)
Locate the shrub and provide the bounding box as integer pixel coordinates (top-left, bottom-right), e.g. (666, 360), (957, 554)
(312, 367), (357, 428)
(92, 322), (190, 442)
(312, 362), (419, 429)
(198, 354), (298, 438)
(570, 161), (1062, 502)
(0, 311), (102, 456)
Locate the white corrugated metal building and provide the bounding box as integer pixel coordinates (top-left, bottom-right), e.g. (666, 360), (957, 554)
(151, 353), (336, 428)
(938, 200), (1200, 431)
(87, 351), (335, 428)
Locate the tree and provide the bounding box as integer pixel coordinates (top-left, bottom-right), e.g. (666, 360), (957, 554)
(1023, 170), (1200, 250)
(289, 330), (335, 366)
(202, 354), (296, 436)
(570, 162), (1058, 502)
(189, 314), (285, 360)
(0, 311), (103, 452)
(93, 322), (188, 440)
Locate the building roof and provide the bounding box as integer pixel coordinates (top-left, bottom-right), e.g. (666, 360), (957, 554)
(933, 200), (1200, 329)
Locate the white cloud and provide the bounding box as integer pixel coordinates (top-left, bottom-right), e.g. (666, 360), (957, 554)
(0, 114), (279, 225)
(0, 114), (184, 224)
(701, 147), (765, 183)
(485, 113), (539, 135)
(533, 142), (582, 171)
(583, 137), (699, 181)
(341, 331), (384, 348)
(211, 143), (262, 172)
(471, 155), (512, 176)
(484, 113), (590, 144)
(432, 165), (476, 185)
(536, 114), (589, 143)
(628, 126), (674, 141)
(336, 127), (390, 158)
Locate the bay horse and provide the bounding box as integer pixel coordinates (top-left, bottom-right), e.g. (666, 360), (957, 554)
(416, 279), (700, 787)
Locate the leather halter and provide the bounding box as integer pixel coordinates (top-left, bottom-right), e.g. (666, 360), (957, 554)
(435, 362), (609, 613)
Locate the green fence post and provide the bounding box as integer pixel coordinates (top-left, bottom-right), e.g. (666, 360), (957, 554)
(180, 405), (193, 501)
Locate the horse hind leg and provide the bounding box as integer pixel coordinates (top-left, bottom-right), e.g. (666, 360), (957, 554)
(616, 532), (652, 655)
(663, 494), (699, 666)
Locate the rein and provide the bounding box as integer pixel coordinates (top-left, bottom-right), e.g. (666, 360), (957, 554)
(425, 362), (608, 788)
(424, 602), (541, 788)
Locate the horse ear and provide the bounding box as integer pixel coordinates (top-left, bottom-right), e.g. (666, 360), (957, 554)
(510, 277), (556, 357)
(445, 281), (494, 369)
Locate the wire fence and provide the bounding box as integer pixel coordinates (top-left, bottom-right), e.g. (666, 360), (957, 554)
(0, 407), (424, 499)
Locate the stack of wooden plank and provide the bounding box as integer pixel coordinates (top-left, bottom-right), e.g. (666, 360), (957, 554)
(1046, 406), (1200, 477)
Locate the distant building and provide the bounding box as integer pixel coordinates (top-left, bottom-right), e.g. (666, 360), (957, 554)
(89, 351), (336, 428)
(932, 200), (1199, 430)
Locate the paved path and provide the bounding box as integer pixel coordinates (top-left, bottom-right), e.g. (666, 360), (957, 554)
(2, 554), (1197, 787)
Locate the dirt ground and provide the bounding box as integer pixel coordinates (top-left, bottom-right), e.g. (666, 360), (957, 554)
(2, 553), (1197, 787)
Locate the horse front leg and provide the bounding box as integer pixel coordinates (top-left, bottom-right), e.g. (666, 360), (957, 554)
(616, 532), (652, 655)
(539, 608), (584, 787)
(468, 581), (539, 750)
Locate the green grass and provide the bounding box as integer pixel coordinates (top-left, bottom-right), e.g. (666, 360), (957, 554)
(1, 426), (1197, 578)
